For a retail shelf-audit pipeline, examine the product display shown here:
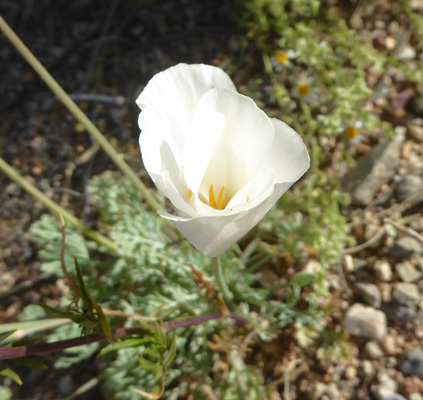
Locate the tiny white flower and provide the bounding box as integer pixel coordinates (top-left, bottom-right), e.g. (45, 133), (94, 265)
(292, 76), (318, 102)
(270, 50), (296, 71)
(137, 63), (310, 257)
(344, 121), (363, 144)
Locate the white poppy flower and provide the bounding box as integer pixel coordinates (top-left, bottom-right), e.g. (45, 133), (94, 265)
(136, 63), (310, 257)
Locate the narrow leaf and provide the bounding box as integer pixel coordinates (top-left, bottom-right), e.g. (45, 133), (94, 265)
(134, 388), (163, 400)
(15, 357), (48, 369)
(36, 303), (85, 322)
(99, 338), (153, 356)
(163, 335), (177, 369)
(0, 368), (22, 385)
(92, 301), (113, 342)
(289, 272), (316, 287)
(74, 257), (93, 312)
(0, 330), (16, 343)
(139, 356), (160, 372)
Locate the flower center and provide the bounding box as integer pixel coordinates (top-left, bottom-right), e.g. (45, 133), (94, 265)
(209, 184), (226, 210)
(297, 83), (310, 97)
(275, 51), (289, 64)
(344, 126), (360, 139)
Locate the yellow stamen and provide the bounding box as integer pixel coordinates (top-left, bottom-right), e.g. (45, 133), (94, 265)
(297, 83), (310, 97)
(209, 185), (217, 209)
(275, 51), (289, 64)
(217, 187), (225, 210)
(188, 189), (192, 202)
(209, 185), (226, 210)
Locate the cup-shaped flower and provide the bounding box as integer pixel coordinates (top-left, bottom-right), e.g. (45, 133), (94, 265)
(137, 63), (310, 257)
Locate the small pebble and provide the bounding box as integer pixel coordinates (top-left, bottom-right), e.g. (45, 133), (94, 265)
(396, 261), (422, 283)
(345, 366), (357, 380)
(378, 372), (398, 393)
(363, 360), (374, 375)
(374, 260), (393, 282)
(379, 391), (407, 400)
(385, 36), (397, 50)
(407, 123), (423, 143)
(366, 341), (384, 359)
(391, 237), (423, 258)
(395, 175), (423, 202)
(383, 302), (416, 324)
(398, 45), (416, 61)
(399, 348), (423, 377)
(355, 283), (382, 308)
(380, 283), (392, 302)
(404, 377), (423, 396)
(343, 303), (387, 340)
(393, 283), (421, 307)
(364, 222), (382, 244)
(382, 335), (398, 356)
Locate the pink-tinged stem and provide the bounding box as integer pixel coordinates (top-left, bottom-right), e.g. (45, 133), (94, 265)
(0, 313), (247, 361)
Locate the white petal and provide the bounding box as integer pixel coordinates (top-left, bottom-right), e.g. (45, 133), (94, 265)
(137, 63), (236, 163)
(183, 88), (275, 204)
(265, 118), (310, 183)
(139, 133), (197, 217)
(243, 119), (309, 205)
(150, 170), (199, 218)
(159, 181), (292, 257)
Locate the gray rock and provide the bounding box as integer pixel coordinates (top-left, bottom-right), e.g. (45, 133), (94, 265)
(355, 283), (382, 308)
(382, 302), (416, 324)
(398, 348), (423, 377)
(393, 282), (421, 307)
(342, 133), (404, 205)
(395, 261), (422, 283)
(374, 260), (393, 282)
(395, 175), (423, 202)
(390, 237), (423, 258)
(343, 303), (387, 340)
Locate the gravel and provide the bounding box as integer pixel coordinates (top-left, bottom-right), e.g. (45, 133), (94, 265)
(343, 303), (387, 340)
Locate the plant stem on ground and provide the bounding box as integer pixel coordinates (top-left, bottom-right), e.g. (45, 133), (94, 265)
(0, 16), (162, 213)
(0, 157), (117, 252)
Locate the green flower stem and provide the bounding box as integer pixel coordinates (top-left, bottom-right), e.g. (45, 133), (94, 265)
(211, 256), (233, 300)
(300, 98), (318, 136)
(0, 16), (161, 213)
(262, 52), (291, 111)
(0, 157), (117, 253)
